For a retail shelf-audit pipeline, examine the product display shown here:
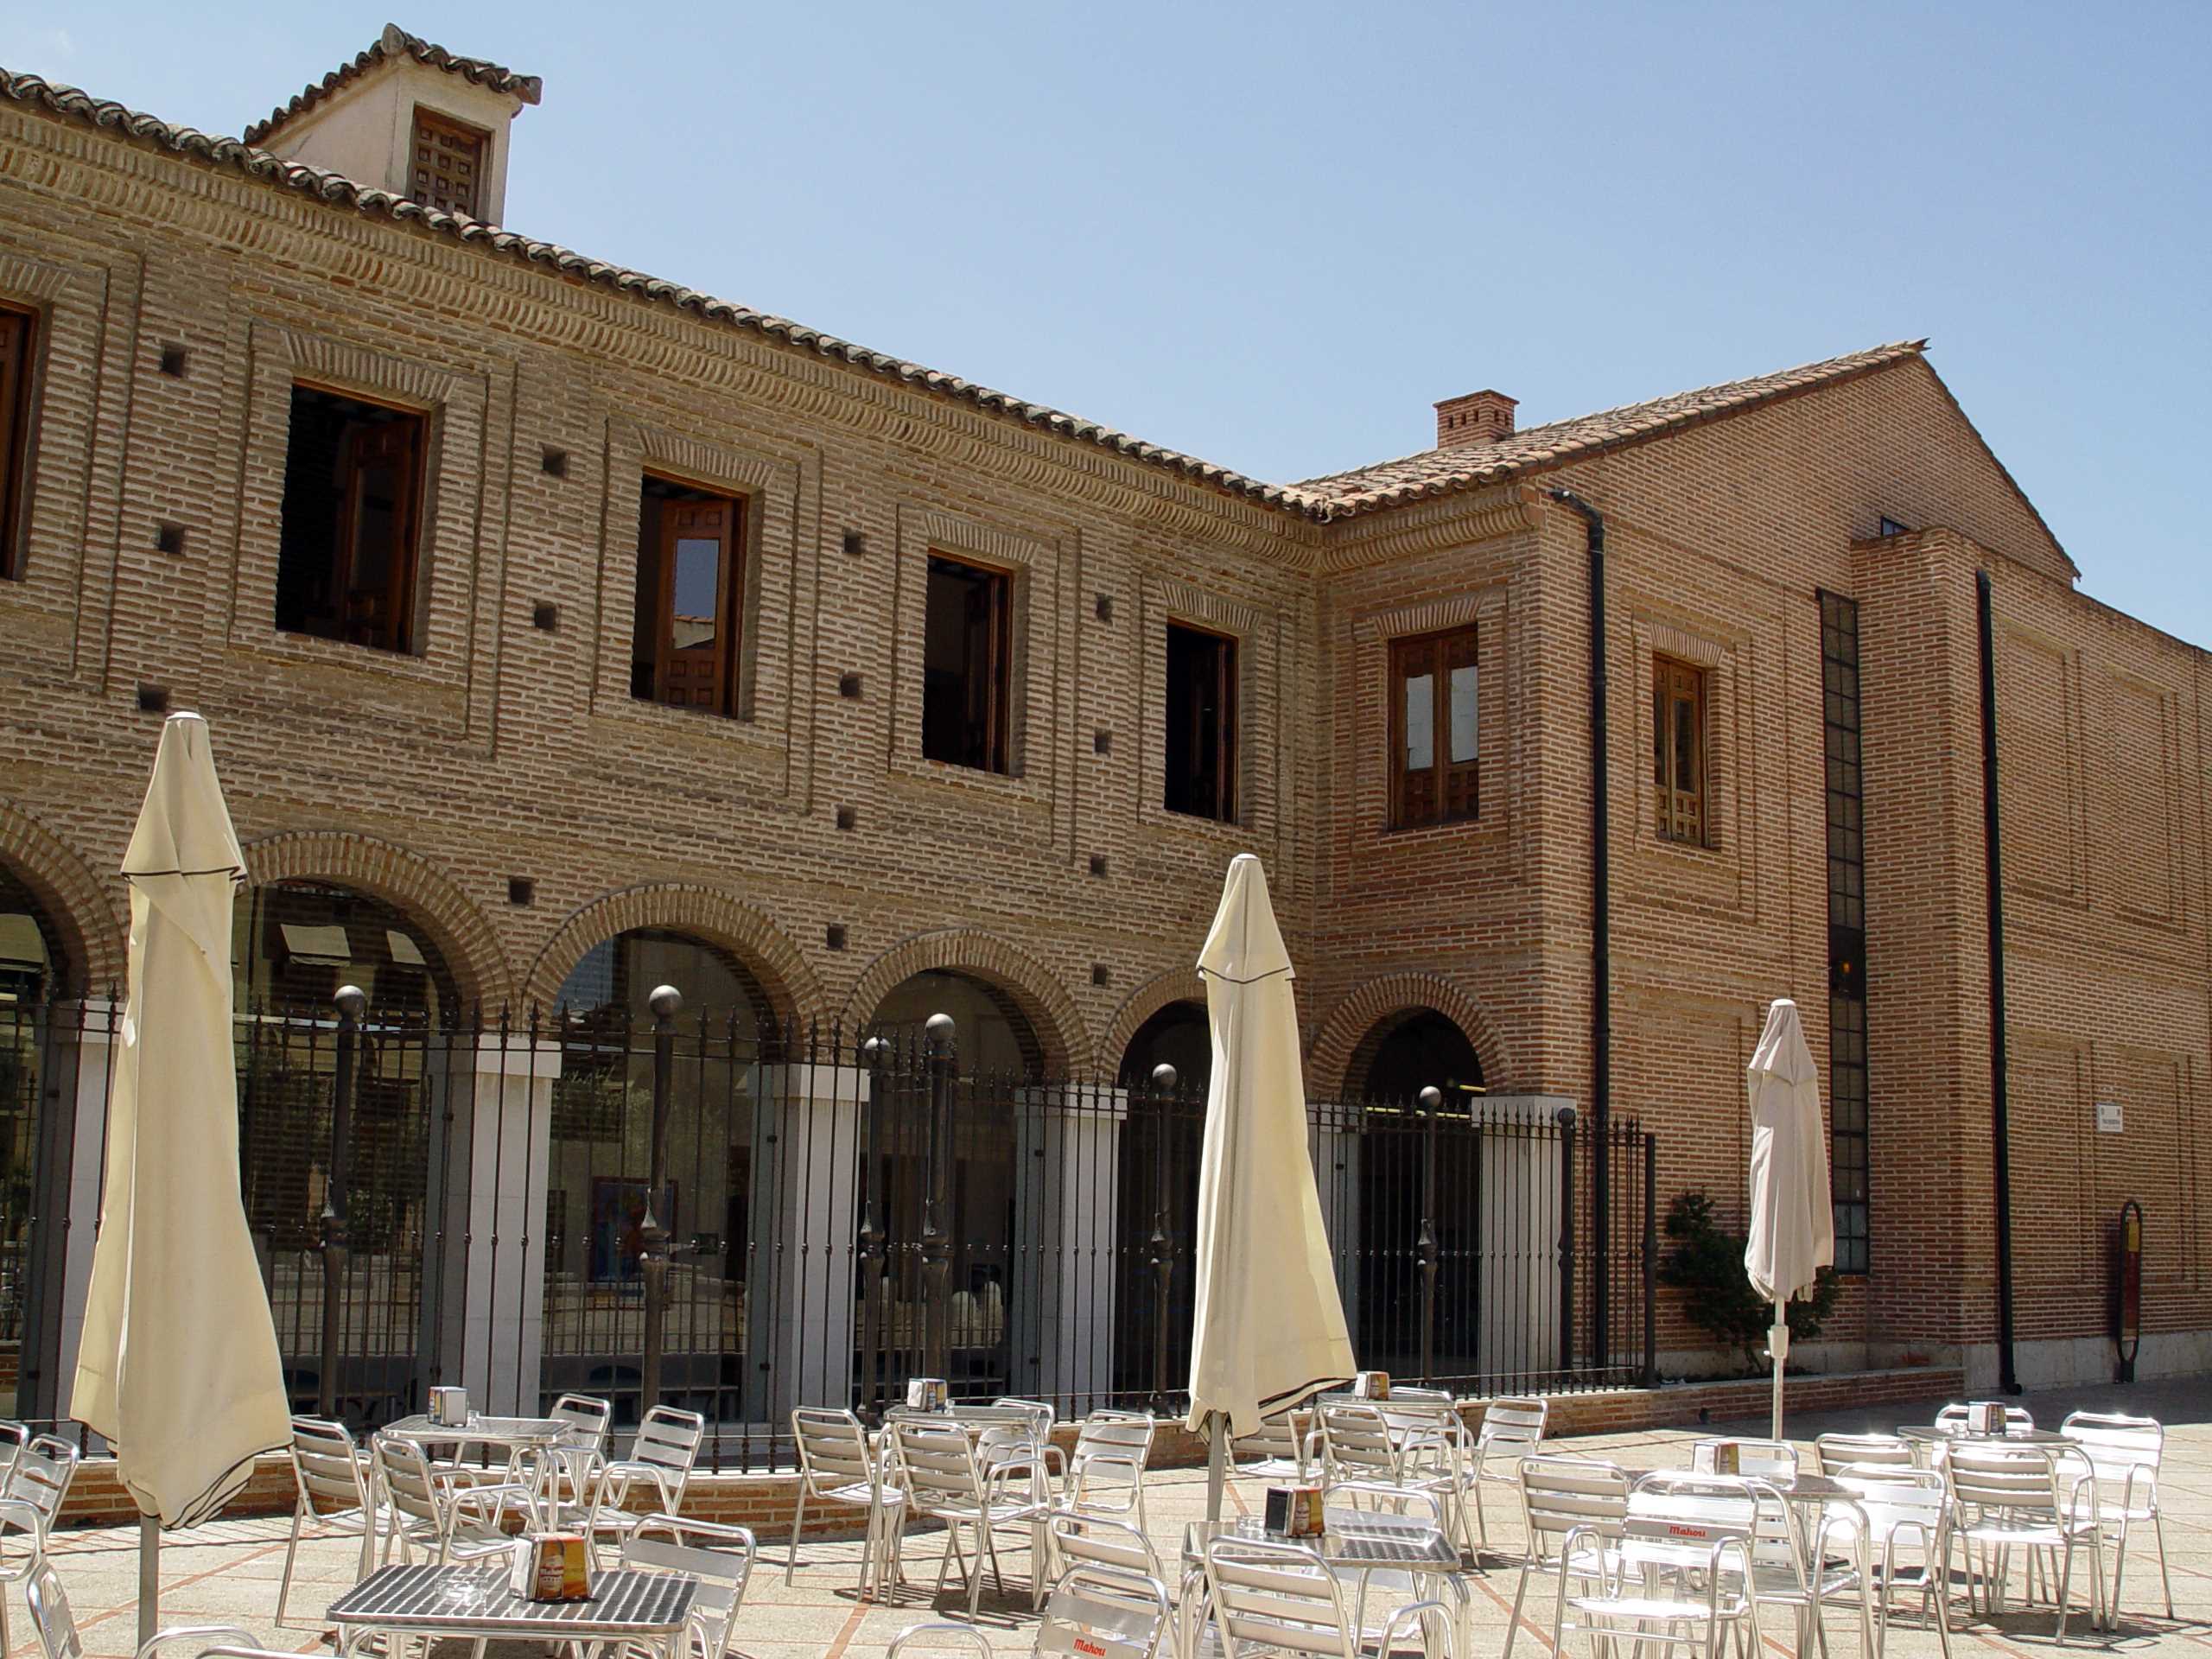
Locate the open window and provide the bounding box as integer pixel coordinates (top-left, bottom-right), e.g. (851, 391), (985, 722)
(1389, 626), (1478, 829)
(1652, 654), (1708, 845)
(275, 383), (427, 653)
(1165, 622), (1236, 823)
(632, 476), (744, 716)
(922, 553), (1012, 772)
(409, 106), (489, 219)
(0, 302), (35, 582)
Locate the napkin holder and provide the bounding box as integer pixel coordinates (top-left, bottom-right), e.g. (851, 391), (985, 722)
(1264, 1485), (1325, 1538)
(511, 1532), (593, 1601)
(906, 1376), (949, 1412)
(1352, 1370), (1391, 1402)
(1966, 1401), (2002, 1435)
(428, 1386), (470, 1428)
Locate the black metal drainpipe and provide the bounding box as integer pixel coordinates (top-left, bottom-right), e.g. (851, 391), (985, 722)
(1975, 569), (2020, 1395)
(1552, 488), (1611, 1370)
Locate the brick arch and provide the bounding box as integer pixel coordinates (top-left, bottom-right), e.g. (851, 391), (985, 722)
(842, 929), (1090, 1077)
(0, 798), (125, 991)
(244, 830), (512, 1010)
(1306, 971), (1510, 1099)
(523, 883), (820, 1026)
(1102, 967), (1207, 1075)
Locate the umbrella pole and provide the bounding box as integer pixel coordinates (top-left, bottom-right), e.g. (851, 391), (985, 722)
(1770, 1300), (1787, 1441)
(1205, 1414), (1227, 1523)
(137, 1516), (158, 1646)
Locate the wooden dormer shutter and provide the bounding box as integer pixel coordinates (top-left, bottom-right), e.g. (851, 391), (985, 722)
(410, 108), (487, 219)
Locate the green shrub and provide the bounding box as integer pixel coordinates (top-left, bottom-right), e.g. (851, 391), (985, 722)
(1657, 1191), (1840, 1376)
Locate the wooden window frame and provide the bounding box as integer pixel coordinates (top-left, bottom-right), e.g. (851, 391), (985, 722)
(276, 379), (429, 654)
(1164, 620), (1239, 824)
(409, 105), (490, 219)
(922, 551), (1014, 774)
(1652, 652), (1709, 846)
(1388, 624), (1480, 830)
(633, 476), (746, 718)
(0, 302), (38, 582)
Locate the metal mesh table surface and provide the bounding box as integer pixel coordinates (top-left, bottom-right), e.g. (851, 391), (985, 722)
(329, 1565), (697, 1636)
(382, 1414), (582, 1447)
(1184, 1510), (1460, 1569)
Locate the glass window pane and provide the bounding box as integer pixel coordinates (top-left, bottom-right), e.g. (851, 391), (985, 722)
(1403, 672), (1433, 771)
(1673, 696), (1695, 785)
(671, 537), (721, 649)
(1447, 664), (1478, 764)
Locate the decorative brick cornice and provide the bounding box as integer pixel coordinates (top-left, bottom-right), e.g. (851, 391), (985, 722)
(1306, 971), (1510, 1099)
(0, 798), (124, 989)
(841, 928), (1090, 1077)
(243, 830), (510, 1009)
(1317, 484), (1538, 571)
(1101, 967), (1207, 1074)
(523, 883), (821, 1024)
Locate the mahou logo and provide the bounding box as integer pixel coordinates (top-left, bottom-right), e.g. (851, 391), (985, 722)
(1074, 1640), (1108, 1658)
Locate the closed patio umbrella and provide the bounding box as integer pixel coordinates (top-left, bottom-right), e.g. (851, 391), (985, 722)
(1743, 996), (1834, 1440)
(73, 712), (290, 1639)
(1185, 855), (1354, 1520)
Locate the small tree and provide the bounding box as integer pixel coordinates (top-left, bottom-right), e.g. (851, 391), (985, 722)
(1658, 1191), (1840, 1376)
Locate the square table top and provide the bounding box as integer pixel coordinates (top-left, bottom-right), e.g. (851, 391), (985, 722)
(1184, 1508), (1460, 1570)
(382, 1414), (581, 1447)
(329, 1564), (697, 1637)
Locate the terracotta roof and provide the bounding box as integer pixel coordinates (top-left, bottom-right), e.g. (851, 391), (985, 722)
(1300, 342), (1931, 514)
(242, 23), (542, 147)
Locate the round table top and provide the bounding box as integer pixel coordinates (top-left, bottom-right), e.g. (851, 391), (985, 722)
(382, 1414), (583, 1449)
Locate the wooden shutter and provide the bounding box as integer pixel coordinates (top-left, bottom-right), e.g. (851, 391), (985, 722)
(1390, 634), (1438, 828)
(1439, 626), (1479, 822)
(654, 496), (741, 715)
(410, 108), (486, 218)
(1653, 657), (1707, 844)
(335, 413), (423, 652)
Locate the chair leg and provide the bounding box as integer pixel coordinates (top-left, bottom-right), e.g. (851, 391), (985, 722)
(1501, 1560), (1531, 1659)
(2153, 1509), (2175, 1620)
(2055, 1538), (2074, 1644)
(785, 1486), (806, 1586)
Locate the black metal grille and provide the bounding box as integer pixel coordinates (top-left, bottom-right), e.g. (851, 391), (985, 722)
(1821, 590), (1872, 1274)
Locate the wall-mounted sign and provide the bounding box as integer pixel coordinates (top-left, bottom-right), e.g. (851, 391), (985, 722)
(2096, 1101), (2124, 1135)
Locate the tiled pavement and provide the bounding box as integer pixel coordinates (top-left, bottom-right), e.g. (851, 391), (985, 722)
(37, 1374), (2212, 1658)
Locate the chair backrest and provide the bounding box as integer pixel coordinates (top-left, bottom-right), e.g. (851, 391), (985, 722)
(1622, 1474), (1760, 1582)
(791, 1407), (877, 1497)
(2060, 1411), (2162, 1487)
(551, 1393), (613, 1450)
(624, 1515), (755, 1659)
(372, 1434), (444, 1526)
(1830, 1467), (1948, 1545)
(1072, 1413), (1154, 1471)
(891, 1421), (983, 1515)
(0, 1421), (28, 1486)
(1317, 1403), (1399, 1483)
(289, 1416), (368, 1518)
(23, 1558), (80, 1659)
(631, 1405), (707, 1501)
(9, 1437), (78, 1526)
(1815, 1433), (1912, 1471)
(1692, 1438), (1798, 1479)
(885, 1624), (992, 1659)
(1478, 1396), (1548, 1453)
(1947, 1442), (2062, 1517)
(1048, 1511), (1163, 1581)
(1204, 1535), (1356, 1659)
(1231, 1413), (1306, 1468)
(1519, 1456), (1630, 1565)
(1037, 1564), (1172, 1659)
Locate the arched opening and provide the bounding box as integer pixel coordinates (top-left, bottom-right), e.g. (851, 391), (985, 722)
(228, 880), (461, 1419)
(1112, 1001), (1207, 1402)
(1347, 1008), (1486, 1383)
(544, 929), (774, 1421)
(0, 862), (69, 1418)
(869, 969), (1043, 1083)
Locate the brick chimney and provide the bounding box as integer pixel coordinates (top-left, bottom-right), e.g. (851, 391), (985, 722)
(1433, 390), (1518, 449)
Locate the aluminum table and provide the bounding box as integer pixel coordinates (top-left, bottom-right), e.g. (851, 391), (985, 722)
(329, 1562), (697, 1659)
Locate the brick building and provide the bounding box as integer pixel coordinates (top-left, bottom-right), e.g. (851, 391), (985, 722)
(0, 29), (2202, 1420)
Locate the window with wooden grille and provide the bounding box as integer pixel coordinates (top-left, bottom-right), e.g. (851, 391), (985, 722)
(1164, 622), (1237, 823)
(922, 553), (1013, 772)
(1652, 654), (1708, 845)
(1389, 626), (1478, 829)
(632, 476), (744, 716)
(275, 384), (427, 653)
(409, 107), (488, 219)
(0, 303), (36, 581)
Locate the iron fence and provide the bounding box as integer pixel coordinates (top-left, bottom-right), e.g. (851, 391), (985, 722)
(0, 991), (1658, 1470)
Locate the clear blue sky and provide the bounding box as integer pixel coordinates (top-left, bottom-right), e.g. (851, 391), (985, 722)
(8, 2), (2207, 645)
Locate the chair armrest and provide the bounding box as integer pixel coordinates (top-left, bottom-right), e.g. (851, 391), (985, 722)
(135, 1624), (259, 1659)
(600, 1461), (680, 1514)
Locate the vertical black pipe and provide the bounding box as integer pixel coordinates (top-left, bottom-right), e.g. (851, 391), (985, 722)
(1550, 490), (1611, 1370)
(639, 982), (681, 1416)
(1556, 1104), (1577, 1383)
(1147, 1063), (1178, 1412)
(857, 1035), (887, 1419)
(920, 1013), (955, 1383)
(1975, 569), (2019, 1395)
(1416, 1086), (1441, 1384)
(320, 984), (365, 1421)
(1642, 1129), (1659, 1388)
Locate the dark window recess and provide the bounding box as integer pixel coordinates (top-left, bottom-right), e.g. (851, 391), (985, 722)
(158, 343), (188, 378)
(137, 683), (168, 714)
(922, 553), (1012, 772)
(632, 475), (743, 716)
(275, 384), (427, 653)
(507, 877), (535, 907)
(540, 447), (568, 478)
(1165, 623), (1236, 823)
(1820, 591), (1871, 1274)
(410, 106), (488, 218)
(1088, 854), (1108, 878)
(1389, 626), (1478, 829)
(1653, 654), (1708, 845)
(0, 303), (38, 581)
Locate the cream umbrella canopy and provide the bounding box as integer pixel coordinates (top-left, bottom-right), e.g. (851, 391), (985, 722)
(1185, 855), (1354, 1520)
(1743, 996), (1834, 1440)
(73, 712), (290, 1637)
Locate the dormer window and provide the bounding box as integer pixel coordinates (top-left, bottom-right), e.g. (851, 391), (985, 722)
(410, 107), (488, 218)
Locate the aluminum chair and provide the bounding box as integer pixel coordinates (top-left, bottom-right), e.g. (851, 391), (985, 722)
(1562, 1473), (1766, 1659)
(1816, 1433), (1915, 1473)
(1201, 1532), (1449, 1659)
(621, 1514), (756, 1659)
(542, 1392), (614, 1520)
(276, 1417), (379, 1624)
(371, 1433), (531, 1564)
(0, 1439), (78, 1659)
(588, 1405), (707, 1560)
(1464, 1395), (1548, 1550)
(1946, 1441), (2104, 1642)
(890, 1418), (1041, 1618)
(1046, 1510), (1173, 1598)
(1316, 1402), (1413, 1492)
(1229, 1410), (1311, 1481)
(1061, 1412), (1156, 1529)
(0, 1427), (25, 1496)
(1504, 1455), (1629, 1659)
(788, 1406), (904, 1599)
(23, 1557), (257, 1659)
(1824, 1466), (1953, 1659)
(2060, 1410), (2172, 1621)
(889, 1563), (1174, 1659)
